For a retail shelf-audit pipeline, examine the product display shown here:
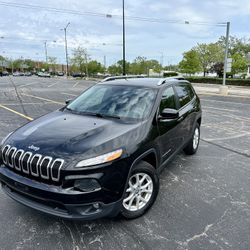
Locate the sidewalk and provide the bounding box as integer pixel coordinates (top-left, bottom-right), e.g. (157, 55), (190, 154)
(191, 83), (250, 98)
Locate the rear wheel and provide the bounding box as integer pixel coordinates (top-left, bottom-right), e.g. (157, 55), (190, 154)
(121, 161), (159, 219)
(183, 123), (200, 155)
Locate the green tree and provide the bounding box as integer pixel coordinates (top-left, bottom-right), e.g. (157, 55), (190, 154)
(12, 59), (23, 71)
(40, 62), (49, 71)
(0, 55), (5, 62)
(231, 53), (248, 74)
(0, 55), (6, 70)
(218, 36), (250, 56)
(23, 59), (35, 71)
(129, 56), (162, 75)
(130, 56), (148, 75)
(88, 60), (105, 75)
(164, 64), (179, 72)
(108, 64), (121, 75)
(179, 50), (201, 75)
(146, 59), (162, 74)
(108, 60), (130, 75)
(71, 46), (90, 77)
(218, 36), (250, 75)
(48, 56), (57, 73)
(194, 43), (224, 76)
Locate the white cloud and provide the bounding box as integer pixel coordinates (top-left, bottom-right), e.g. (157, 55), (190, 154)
(0, 0), (249, 64)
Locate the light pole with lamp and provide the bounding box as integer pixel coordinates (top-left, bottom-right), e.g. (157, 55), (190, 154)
(0, 37), (4, 73)
(221, 22), (230, 95)
(122, 0), (126, 75)
(106, 0), (126, 75)
(44, 41), (48, 63)
(61, 22), (70, 77)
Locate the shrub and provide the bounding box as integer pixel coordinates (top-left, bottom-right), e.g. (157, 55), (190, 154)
(186, 77), (250, 86)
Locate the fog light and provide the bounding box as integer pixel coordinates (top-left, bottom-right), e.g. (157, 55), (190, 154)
(74, 179), (101, 192)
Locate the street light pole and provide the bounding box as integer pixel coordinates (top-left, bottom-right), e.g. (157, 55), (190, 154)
(122, 0), (126, 75)
(63, 22), (70, 77)
(44, 41), (48, 63)
(104, 55), (107, 69)
(222, 22), (230, 86)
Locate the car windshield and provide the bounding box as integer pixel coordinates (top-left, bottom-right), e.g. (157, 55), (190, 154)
(66, 84), (157, 121)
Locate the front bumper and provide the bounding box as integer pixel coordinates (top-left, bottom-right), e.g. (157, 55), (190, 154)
(0, 167), (124, 220)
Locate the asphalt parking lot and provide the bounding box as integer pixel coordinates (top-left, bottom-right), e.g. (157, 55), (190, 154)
(0, 76), (249, 250)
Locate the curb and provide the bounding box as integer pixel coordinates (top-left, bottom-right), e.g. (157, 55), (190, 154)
(196, 91), (250, 99)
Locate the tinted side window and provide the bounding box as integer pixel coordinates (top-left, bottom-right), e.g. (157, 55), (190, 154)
(160, 87), (177, 112)
(175, 83), (194, 108)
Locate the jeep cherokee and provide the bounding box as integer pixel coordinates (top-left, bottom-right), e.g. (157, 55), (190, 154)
(0, 77), (201, 220)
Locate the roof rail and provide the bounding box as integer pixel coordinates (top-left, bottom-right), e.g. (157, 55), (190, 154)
(101, 75), (145, 82)
(157, 76), (185, 86)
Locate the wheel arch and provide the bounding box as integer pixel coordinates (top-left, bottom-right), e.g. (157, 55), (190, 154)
(197, 116), (202, 126)
(121, 148), (159, 199)
(132, 148), (158, 170)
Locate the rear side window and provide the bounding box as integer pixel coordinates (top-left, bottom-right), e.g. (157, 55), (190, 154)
(175, 83), (194, 108)
(160, 87), (177, 112)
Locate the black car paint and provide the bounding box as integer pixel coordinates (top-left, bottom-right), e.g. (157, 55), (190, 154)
(0, 79), (201, 219)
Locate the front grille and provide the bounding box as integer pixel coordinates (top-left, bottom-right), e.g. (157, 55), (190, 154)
(1, 145), (64, 183)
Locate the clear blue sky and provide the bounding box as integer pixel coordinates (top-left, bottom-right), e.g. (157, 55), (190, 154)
(0, 0), (249, 66)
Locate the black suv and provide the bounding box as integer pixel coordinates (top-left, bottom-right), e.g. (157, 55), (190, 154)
(0, 77), (201, 220)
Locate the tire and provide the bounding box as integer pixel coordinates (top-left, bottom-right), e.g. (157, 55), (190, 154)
(183, 122), (200, 155)
(121, 161), (159, 219)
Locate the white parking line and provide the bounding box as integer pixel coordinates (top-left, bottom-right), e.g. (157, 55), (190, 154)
(21, 93), (64, 105)
(61, 92), (78, 97)
(73, 82), (79, 88)
(203, 106), (236, 112)
(0, 102), (52, 106)
(48, 82), (59, 88)
(203, 132), (250, 142)
(18, 82), (40, 88)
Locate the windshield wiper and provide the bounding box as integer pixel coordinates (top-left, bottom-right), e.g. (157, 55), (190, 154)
(65, 107), (82, 114)
(80, 112), (120, 119)
(98, 113), (121, 119)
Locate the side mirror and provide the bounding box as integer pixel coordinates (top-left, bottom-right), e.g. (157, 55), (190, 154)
(159, 108), (179, 120)
(65, 99), (72, 105)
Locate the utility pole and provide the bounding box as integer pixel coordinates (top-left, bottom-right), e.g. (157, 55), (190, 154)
(104, 55), (107, 69)
(222, 22), (230, 86)
(44, 41), (48, 63)
(62, 22), (70, 77)
(122, 0), (126, 75)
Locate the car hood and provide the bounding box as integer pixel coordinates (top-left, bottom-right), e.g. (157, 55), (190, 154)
(5, 110), (147, 164)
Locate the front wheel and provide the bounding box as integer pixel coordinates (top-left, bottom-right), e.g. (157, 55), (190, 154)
(121, 161), (159, 219)
(183, 123), (200, 155)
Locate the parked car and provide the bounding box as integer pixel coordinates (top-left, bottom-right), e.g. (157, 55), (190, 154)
(13, 72), (22, 77)
(0, 71), (8, 76)
(24, 72), (32, 76)
(57, 71), (64, 76)
(71, 72), (84, 77)
(0, 76), (201, 220)
(233, 73), (246, 79)
(37, 72), (50, 78)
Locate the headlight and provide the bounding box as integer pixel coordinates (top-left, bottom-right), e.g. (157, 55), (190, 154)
(1, 132), (13, 146)
(75, 149), (123, 168)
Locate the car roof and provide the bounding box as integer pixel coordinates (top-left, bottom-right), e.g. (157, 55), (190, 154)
(99, 77), (188, 88)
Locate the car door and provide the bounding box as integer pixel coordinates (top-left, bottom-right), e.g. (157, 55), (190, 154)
(157, 85), (182, 162)
(173, 82), (196, 144)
